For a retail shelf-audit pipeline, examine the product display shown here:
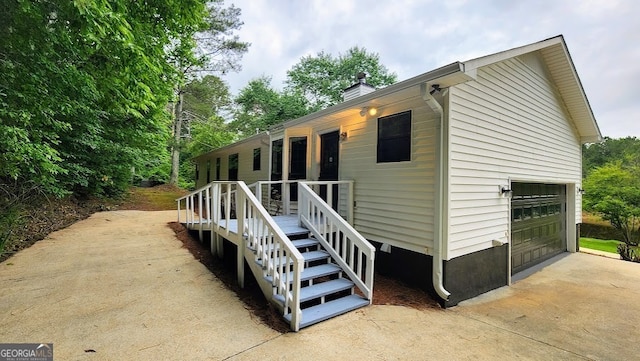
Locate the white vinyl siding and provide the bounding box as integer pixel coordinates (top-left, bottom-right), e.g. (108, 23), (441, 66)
(447, 56), (582, 259)
(194, 135), (270, 188)
(337, 96), (438, 254)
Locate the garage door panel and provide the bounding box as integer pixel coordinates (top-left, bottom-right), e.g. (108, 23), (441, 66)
(511, 183), (566, 275)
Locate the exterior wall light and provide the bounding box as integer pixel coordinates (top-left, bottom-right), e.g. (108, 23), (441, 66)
(360, 106), (377, 117)
(340, 131), (348, 141)
(500, 185), (513, 197)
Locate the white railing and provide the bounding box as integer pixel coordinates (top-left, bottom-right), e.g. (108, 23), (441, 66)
(236, 182), (304, 331)
(248, 180), (355, 224)
(298, 182), (375, 302)
(177, 181), (305, 331)
(248, 180), (298, 216)
(300, 180), (355, 224)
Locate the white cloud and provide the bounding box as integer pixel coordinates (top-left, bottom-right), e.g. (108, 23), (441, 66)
(224, 0), (640, 137)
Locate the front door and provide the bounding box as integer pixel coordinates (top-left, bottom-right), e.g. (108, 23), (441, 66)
(319, 131), (340, 209)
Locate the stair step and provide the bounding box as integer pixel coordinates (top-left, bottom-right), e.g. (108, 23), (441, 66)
(274, 278), (355, 304)
(292, 238), (320, 249)
(252, 238), (319, 254)
(256, 250), (330, 268)
(284, 295), (369, 329)
(265, 263), (341, 284)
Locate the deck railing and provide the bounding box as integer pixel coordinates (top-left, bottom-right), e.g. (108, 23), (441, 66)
(236, 182), (304, 330)
(298, 182), (375, 302)
(177, 181), (304, 331)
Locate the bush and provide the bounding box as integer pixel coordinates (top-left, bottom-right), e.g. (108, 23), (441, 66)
(618, 244), (640, 262)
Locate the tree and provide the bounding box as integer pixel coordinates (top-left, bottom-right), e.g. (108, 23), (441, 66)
(0, 0), (213, 196)
(181, 76), (236, 158)
(583, 162), (640, 261)
(168, 1), (249, 185)
(285, 46), (398, 109)
(0, 0), (216, 255)
(230, 77), (309, 137)
(582, 136), (640, 177)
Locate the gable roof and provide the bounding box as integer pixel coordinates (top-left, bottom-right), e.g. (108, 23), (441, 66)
(462, 35), (602, 143)
(274, 36), (600, 143)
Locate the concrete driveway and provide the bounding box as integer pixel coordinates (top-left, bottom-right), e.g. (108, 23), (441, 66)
(1, 210), (639, 360)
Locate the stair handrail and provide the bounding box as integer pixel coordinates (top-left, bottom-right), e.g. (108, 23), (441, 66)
(235, 181), (305, 331)
(298, 182), (375, 302)
(178, 181), (305, 331)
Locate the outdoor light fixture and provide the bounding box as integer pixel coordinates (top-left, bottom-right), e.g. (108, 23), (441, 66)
(340, 131), (348, 141)
(359, 106), (377, 117)
(577, 187), (585, 195)
(500, 185), (513, 197)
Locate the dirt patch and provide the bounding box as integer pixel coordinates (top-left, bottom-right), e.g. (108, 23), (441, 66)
(117, 185), (188, 211)
(168, 222), (439, 332)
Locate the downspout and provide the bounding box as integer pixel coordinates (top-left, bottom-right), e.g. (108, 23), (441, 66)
(421, 84), (451, 302)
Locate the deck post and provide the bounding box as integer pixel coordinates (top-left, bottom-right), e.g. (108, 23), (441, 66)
(198, 190), (203, 242)
(236, 186), (245, 288)
(348, 181), (354, 225)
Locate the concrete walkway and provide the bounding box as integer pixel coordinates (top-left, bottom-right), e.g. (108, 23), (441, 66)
(1, 210), (639, 360)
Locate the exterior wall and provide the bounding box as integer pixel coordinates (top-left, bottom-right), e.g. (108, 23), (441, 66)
(302, 95), (438, 254)
(447, 54), (582, 260)
(194, 134), (270, 189)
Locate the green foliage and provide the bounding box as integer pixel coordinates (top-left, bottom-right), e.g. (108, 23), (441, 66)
(168, 1), (249, 185)
(582, 136), (640, 177)
(617, 243), (640, 262)
(285, 46), (398, 109)
(226, 46), (397, 142)
(583, 162), (640, 249)
(188, 115), (237, 156)
(230, 77), (310, 137)
(0, 0), (215, 199)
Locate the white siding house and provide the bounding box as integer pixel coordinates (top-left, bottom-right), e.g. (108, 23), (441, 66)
(193, 35), (601, 306)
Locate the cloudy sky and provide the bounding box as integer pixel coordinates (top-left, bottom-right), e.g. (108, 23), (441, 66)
(222, 0), (639, 138)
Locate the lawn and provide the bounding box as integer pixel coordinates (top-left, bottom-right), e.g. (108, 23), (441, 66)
(580, 237), (623, 254)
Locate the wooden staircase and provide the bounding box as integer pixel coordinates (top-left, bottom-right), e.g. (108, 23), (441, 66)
(177, 181), (375, 331)
(253, 217), (369, 329)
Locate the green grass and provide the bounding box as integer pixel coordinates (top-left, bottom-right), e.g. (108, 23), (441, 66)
(580, 237), (624, 254)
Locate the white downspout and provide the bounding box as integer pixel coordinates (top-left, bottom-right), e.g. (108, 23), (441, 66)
(421, 84), (450, 302)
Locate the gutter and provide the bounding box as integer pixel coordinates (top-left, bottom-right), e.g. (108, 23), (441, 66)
(421, 84), (451, 302)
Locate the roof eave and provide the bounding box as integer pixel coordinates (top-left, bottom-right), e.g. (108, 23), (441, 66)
(271, 62), (465, 131)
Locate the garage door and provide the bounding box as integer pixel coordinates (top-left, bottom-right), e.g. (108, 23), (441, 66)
(511, 183), (566, 275)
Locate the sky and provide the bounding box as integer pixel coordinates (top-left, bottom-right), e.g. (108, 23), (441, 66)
(222, 0), (640, 139)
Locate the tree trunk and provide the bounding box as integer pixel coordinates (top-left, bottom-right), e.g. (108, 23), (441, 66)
(169, 91), (183, 185)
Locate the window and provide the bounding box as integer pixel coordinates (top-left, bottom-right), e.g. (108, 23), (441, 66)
(215, 157), (221, 180)
(195, 164), (200, 182)
(228, 153), (238, 181)
(377, 110), (412, 163)
(253, 148), (261, 171)
(206, 160), (211, 183)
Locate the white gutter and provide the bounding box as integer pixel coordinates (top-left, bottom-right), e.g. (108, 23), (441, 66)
(421, 84), (450, 302)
